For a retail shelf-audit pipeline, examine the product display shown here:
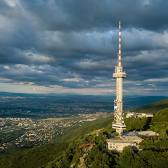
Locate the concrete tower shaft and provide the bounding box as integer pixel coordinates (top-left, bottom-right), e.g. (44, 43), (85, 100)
(112, 21), (126, 135)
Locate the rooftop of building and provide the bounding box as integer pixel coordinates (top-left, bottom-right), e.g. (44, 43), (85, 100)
(107, 135), (143, 143)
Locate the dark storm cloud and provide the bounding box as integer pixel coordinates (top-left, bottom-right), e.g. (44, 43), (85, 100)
(0, 0), (168, 95)
(21, 0), (168, 31)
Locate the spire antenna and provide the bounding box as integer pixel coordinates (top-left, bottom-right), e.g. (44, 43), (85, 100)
(118, 21), (122, 66)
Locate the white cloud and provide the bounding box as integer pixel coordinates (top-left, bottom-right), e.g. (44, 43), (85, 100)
(62, 77), (82, 82)
(4, 0), (18, 7)
(24, 51), (54, 63)
(3, 65), (10, 70)
(145, 77), (168, 83)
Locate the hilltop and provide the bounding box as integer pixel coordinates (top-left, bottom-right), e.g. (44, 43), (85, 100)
(0, 98), (168, 168)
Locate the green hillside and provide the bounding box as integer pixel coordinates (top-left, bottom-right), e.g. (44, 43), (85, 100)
(151, 108), (168, 137)
(134, 99), (168, 113)
(45, 105), (168, 168)
(0, 99), (168, 168)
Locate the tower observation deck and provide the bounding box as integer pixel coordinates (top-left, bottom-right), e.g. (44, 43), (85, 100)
(112, 21), (126, 135)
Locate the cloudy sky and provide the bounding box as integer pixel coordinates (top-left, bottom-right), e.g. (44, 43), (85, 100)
(0, 0), (168, 95)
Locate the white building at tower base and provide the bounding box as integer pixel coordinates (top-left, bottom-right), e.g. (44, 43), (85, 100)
(107, 135), (143, 152)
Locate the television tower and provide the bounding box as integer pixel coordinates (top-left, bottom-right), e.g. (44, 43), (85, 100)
(112, 21), (126, 135)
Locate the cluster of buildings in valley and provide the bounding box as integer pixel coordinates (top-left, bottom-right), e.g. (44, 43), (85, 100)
(0, 117), (61, 151)
(0, 113), (108, 152)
